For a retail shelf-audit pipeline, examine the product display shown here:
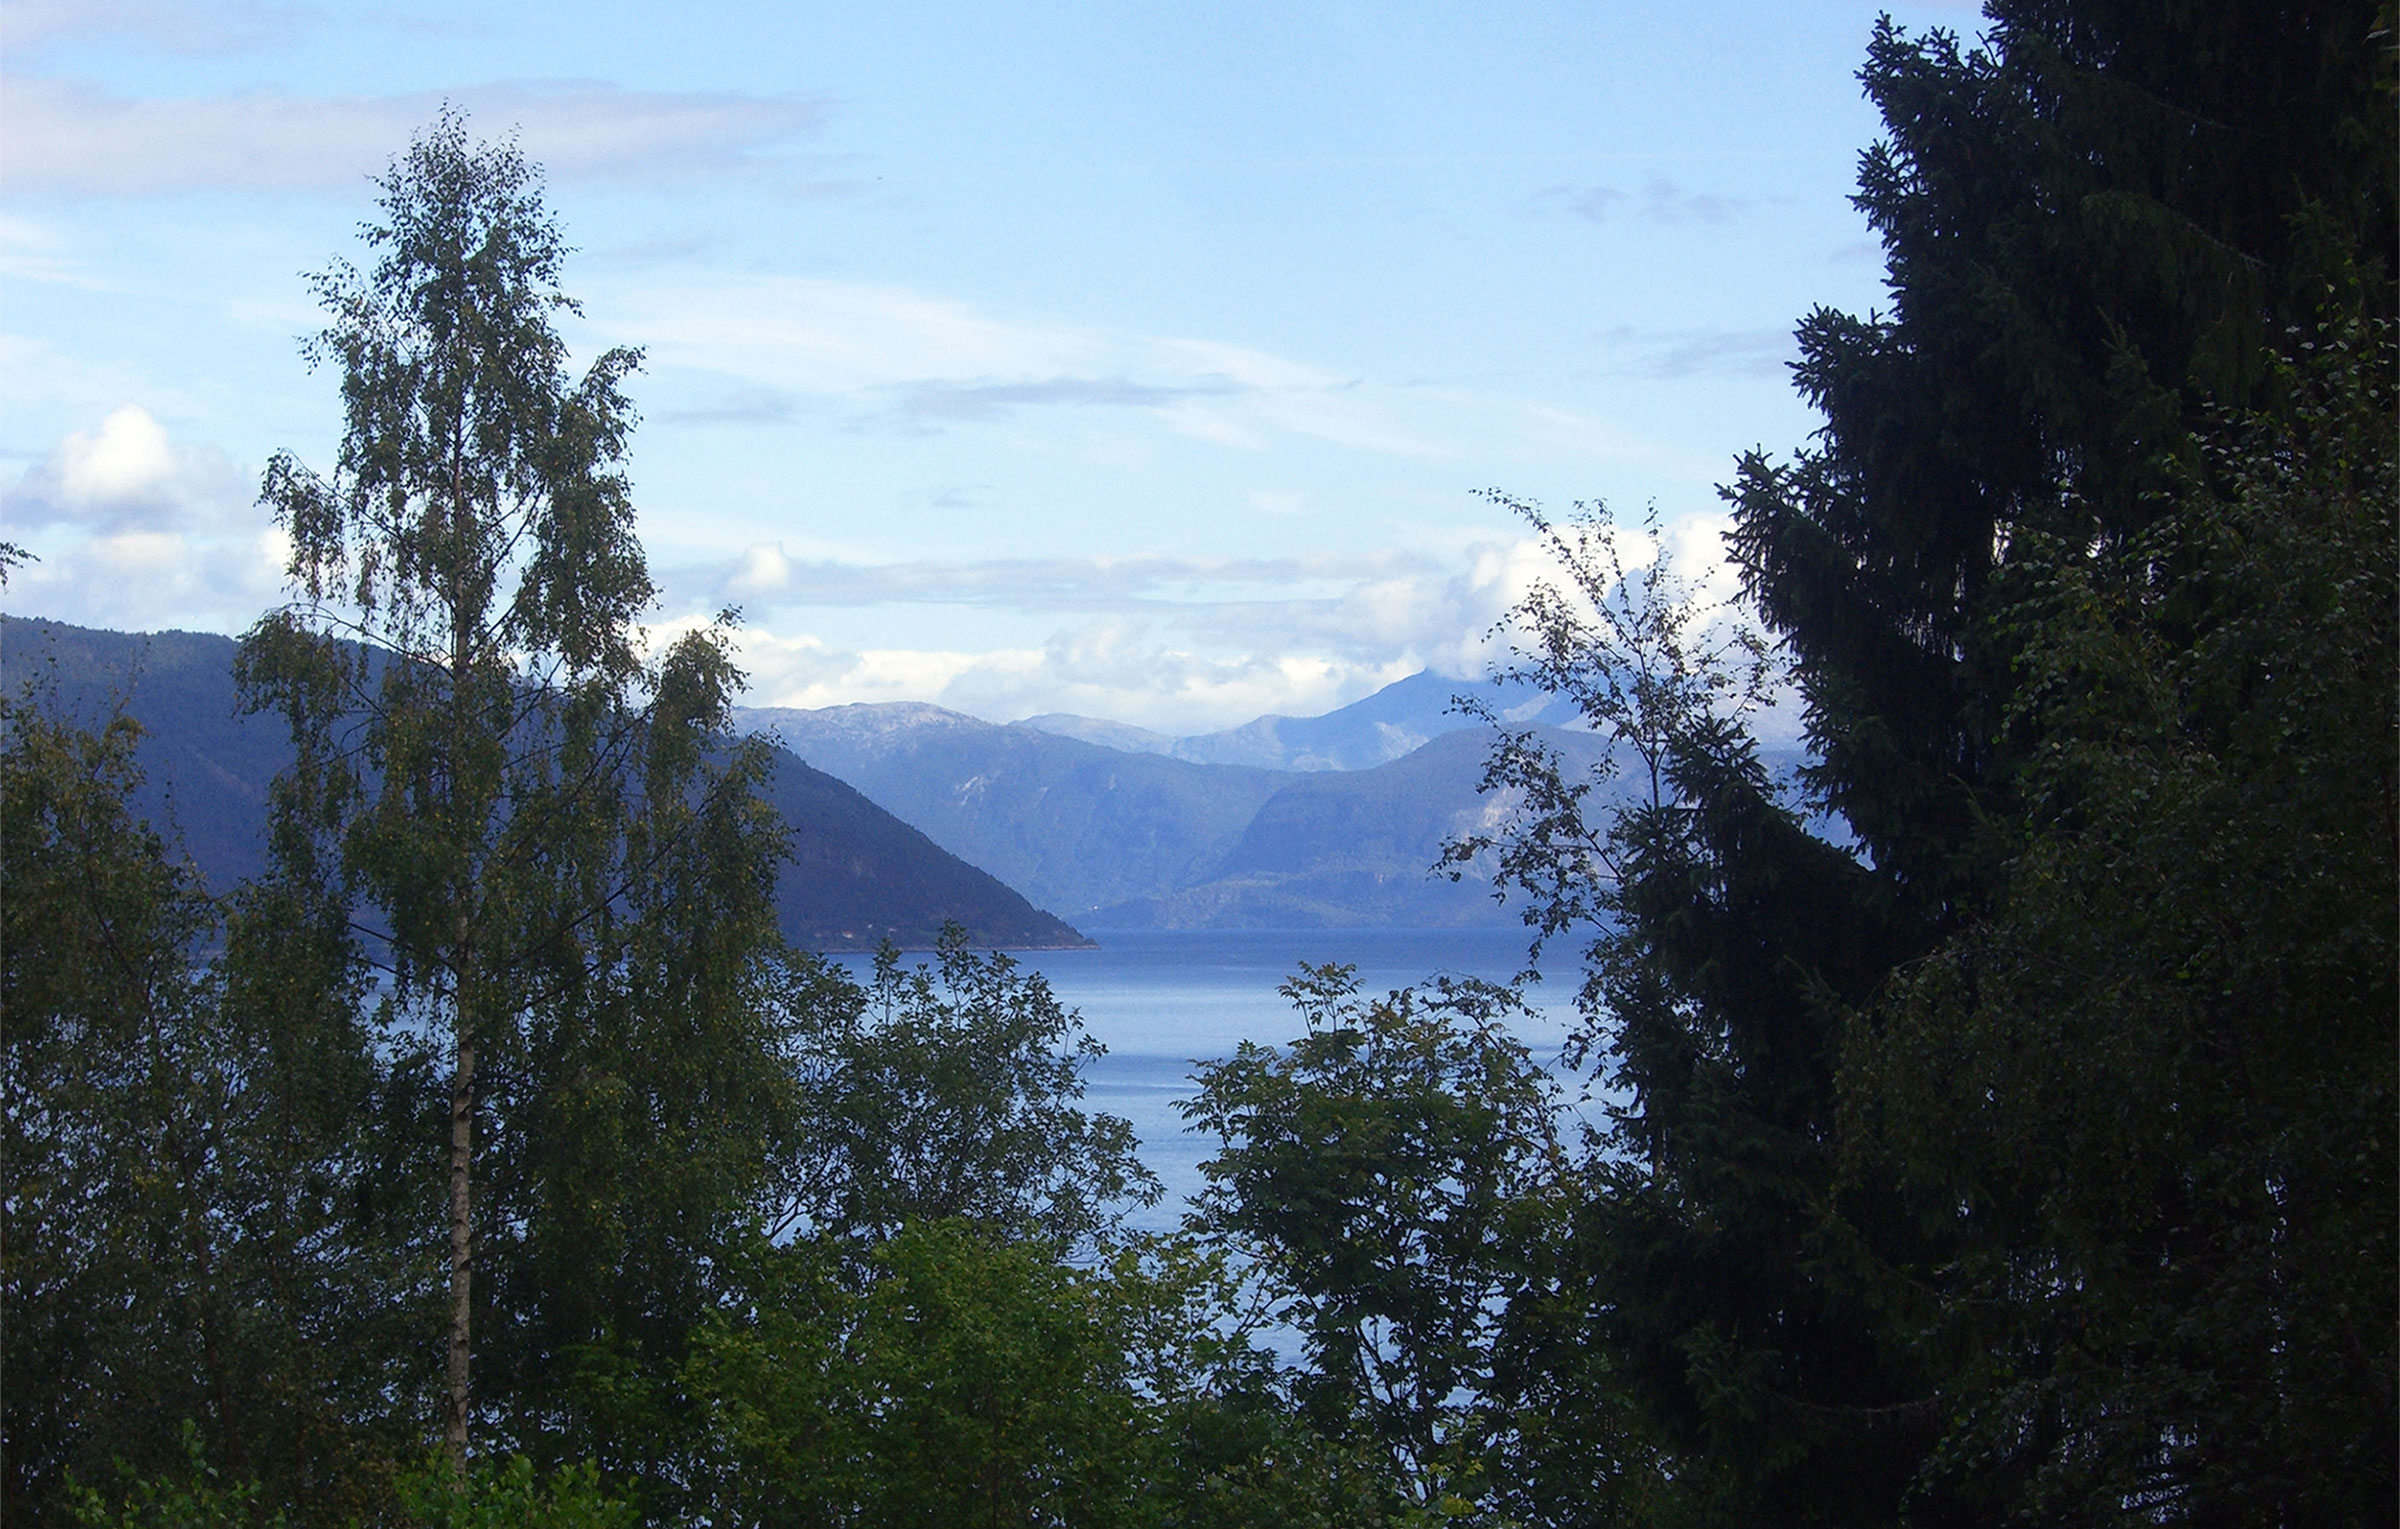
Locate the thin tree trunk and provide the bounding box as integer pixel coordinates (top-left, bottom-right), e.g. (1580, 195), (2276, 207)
(442, 413), (477, 1467)
(444, 1014), (474, 1463)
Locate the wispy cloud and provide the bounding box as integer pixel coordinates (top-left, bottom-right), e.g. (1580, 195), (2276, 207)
(614, 273), (1453, 459)
(621, 275), (1118, 397)
(889, 374), (1246, 423)
(0, 0), (301, 56)
(1590, 324), (1795, 380)
(1550, 178), (1746, 226)
(657, 387), (807, 428)
(689, 546), (1415, 610)
(0, 77), (832, 196)
(0, 214), (114, 291)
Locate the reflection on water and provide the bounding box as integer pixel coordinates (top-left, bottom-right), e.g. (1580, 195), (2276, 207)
(831, 926), (1601, 1232)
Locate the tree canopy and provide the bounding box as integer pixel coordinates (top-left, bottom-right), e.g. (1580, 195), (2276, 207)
(7, 8), (2392, 1523)
(1459, 3), (2396, 1521)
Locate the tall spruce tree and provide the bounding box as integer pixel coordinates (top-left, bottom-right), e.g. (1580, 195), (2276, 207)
(1472, 4), (2395, 1523)
(241, 111), (797, 1465)
(1843, 312), (2396, 1522)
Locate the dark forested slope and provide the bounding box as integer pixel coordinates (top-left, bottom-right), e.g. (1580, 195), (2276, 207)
(0, 617), (1086, 949)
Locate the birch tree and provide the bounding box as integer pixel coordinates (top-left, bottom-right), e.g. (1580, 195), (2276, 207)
(240, 110), (788, 1463)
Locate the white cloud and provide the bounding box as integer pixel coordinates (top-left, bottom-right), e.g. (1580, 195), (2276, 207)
(0, 77), (830, 196)
(726, 541), (795, 598)
(3, 404), (246, 532)
(0, 406), (282, 633)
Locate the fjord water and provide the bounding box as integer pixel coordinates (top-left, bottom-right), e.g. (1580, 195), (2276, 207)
(847, 927), (1592, 1232)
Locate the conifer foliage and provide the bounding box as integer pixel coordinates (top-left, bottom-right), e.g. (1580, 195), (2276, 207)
(1463, 2), (2396, 1521)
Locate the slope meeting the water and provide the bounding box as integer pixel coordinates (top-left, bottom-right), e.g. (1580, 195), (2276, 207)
(740, 702), (1292, 920)
(0, 616), (1088, 950)
(1109, 726), (1611, 930)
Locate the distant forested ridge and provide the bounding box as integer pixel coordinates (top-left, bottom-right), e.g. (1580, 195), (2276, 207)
(0, 615), (1086, 950)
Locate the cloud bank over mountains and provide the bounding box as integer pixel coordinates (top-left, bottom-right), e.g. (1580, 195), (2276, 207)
(698, 546), (1528, 732)
(697, 512), (1748, 733)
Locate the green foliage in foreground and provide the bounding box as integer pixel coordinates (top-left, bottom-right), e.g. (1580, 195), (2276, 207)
(1183, 967), (1570, 1513)
(66, 1433), (635, 1529)
(782, 935), (1161, 1252)
(10, 6), (2394, 1522)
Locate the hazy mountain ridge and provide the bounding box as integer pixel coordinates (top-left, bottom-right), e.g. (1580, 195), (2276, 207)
(1016, 670), (1587, 772)
(4, 616), (1637, 938)
(739, 680), (1617, 930)
(0, 617), (1088, 950)
(1094, 728), (1617, 930)
(740, 703), (1294, 919)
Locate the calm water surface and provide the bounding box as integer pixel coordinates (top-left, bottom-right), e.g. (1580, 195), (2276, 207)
(842, 927), (1597, 1231)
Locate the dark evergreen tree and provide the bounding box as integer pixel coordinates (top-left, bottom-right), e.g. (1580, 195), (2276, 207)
(1843, 313), (2396, 1522)
(1728, 0), (2392, 909)
(1469, 4), (2396, 1522)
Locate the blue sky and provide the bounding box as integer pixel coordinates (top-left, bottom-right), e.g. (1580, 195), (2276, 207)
(1, 0), (1979, 730)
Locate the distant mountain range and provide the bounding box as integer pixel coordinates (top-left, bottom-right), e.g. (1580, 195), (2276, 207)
(5, 615), (1642, 939)
(1016, 669), (1585, 771)
(737, 675), (1615, 931)
(0, 617), (1088, 951)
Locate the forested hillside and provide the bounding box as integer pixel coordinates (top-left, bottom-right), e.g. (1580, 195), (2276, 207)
(7, 5), (2391, 1525)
